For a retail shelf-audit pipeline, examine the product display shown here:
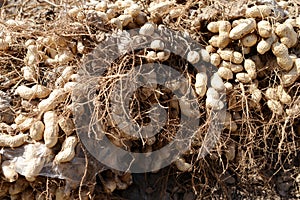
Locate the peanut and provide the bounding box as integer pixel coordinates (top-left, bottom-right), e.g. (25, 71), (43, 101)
(21, 66), (37, 82)
(206, 87), (224, 110)
(187, 50), (200, 64)
(43, 111), (59, 148)
(272, 42), (293, 71)
(275, 23), (298, 48)
(220, 61), (244, 73)
(0, 134), (28, 147)
(281, 65), (299, 87)
(195, 72), (207, 97)
(267, 99), (283, 115)
(58, 116), (75, 136)
(55, 66), (74, 88)
(174, 157), (192, 172)
(29, 121), (45, 141)
(210, 72), (225, 91)
(139, 22), (155, 36)
(210, 53), (221, 66)
(241, 33), (258, 47)
(54, 136), (78, 163)
(207, 21), (219, 33)
(277, 85), (291, 104)
(217, 21), (231, 48)
(257, 32), (277, 54)
(15, 84), (50, 100)
(2, 160), (18, 182)
(265, 87), (278, 100)
(217, 67), (233, 80)
(150, 40), (164, 50)
(246, 5), (272, 18)
(217, 49), (243, 64)
(257, 20), (272, 38)
(38, 88), (67, 112)
(229, 18), (256, 40)
(244, 59), (257, 79)
(236, 73), (251, 83)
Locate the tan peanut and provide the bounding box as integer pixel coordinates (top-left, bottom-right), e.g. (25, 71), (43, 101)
(267, 99), (283, 115)
(275, 23), (298, 48)
(217, 67), (233, 80)
(187, 50), (200, 64)
(54, 136), (78, 163)
(210, 72), (225, 91)
(174, 157), (192, 172)
(29, 121), (45, 141)
(43, 111), (59, 148)
(0, 134), (28, 147)
(257, 32), (277, 54)
(265, 87), (278, 100)
(241, 33), (257, 47)
(246, 5), (272, 18)
(272, 42), (293, 71)
(15, 85), (51, 100)
(2, 160), (18, 182)
(55, 66), (74, 88)
(217, 21), (231, 48)
(244, 59), (257, 79)
(58, 116), (75, 136)
(229, 18), (256, 40)
(195, 72), (207, 97)
(210, 53), (221, 66)
(207, 21), (219, 33)
(257, 20), (272, 38)
(277, 85), (291, 104)
(236, 73), (251, 83)
(281, 65), (299, 87)
(38, 88), (67, 112)
(220, 61), (244, 73)
(217, 49), (243, 64)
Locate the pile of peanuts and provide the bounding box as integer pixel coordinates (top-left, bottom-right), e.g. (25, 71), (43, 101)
(204, 4), (300, 120)
(0, 0), (300, 198)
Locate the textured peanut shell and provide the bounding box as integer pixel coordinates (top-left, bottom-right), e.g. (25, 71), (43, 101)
(244, 59), (257, 79)
(217, 67), (233, 80)
(277, 85), (291, 104)
(220, 61), (244, 73)
(275, 23), (297, 48)
(229, 18), (256, 40)
(241, 33), (257, 47)
(251, 88), (262, 104)
(236, 73), (251, 83)
(281, 66), (299, 87)
(2, 160), (18, 182)
(139, 22), (155, 36)
(217, 21), (231, 48)
(0, 134), (28, 147)
(58, 117), (75, 136)
(43, 111), (59, 148)
(246, 5), (272, 18)
(210, 53), (221, 66)
(207, 21), (219, 33)
(54, 136), (78, 163)
(257, 20), (272, 38)
(174, 158), (192, 172)
(267, 100), (283, 115)
(265, 87), (278, 100)
(276, 54), (293, 71)
(187, 51), (200, 64)
(30, 121), (45, 141)
(217, 49), (243, 64)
